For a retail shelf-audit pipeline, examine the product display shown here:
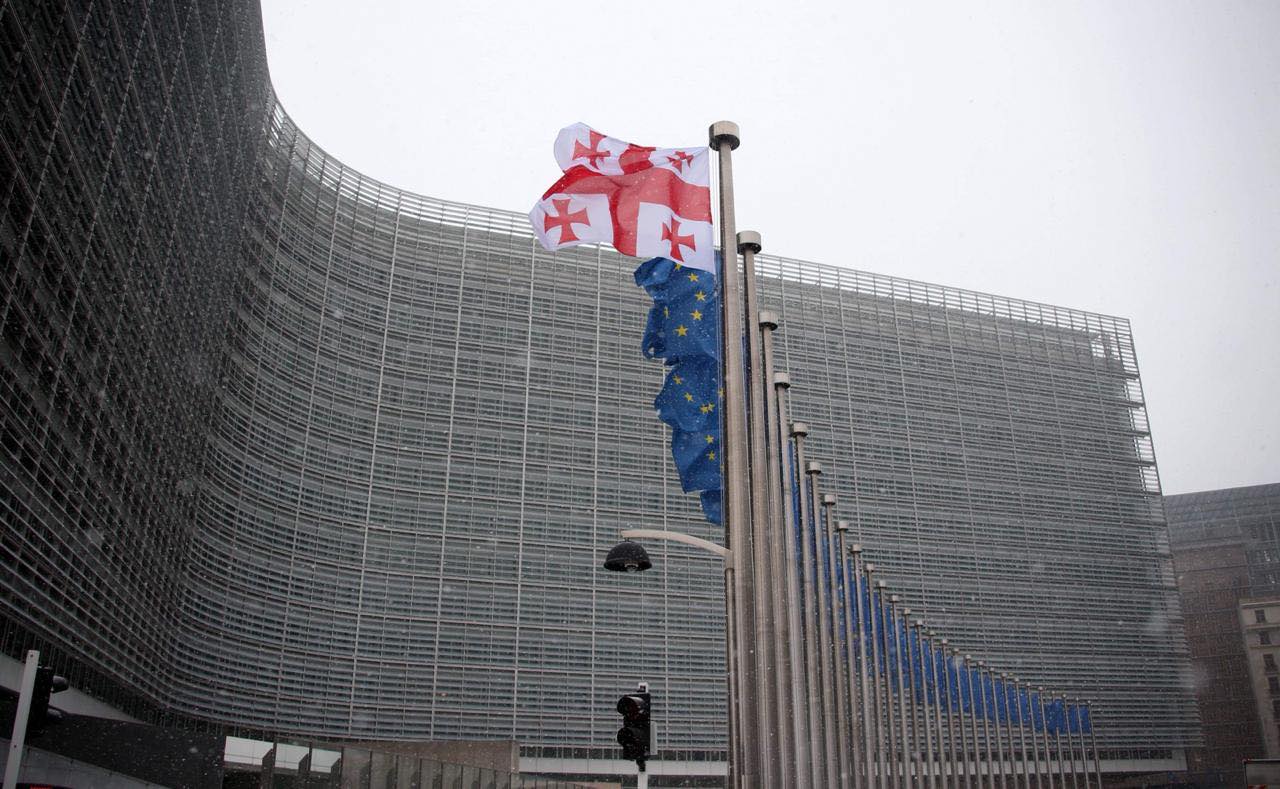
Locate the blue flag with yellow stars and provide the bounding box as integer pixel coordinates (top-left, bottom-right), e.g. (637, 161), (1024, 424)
(634, 257), (722, 524)
(654, 358), (719, 432)
(638, 257), (719, 361)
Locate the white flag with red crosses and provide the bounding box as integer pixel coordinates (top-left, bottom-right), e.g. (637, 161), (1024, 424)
(530, 123), (715, 273)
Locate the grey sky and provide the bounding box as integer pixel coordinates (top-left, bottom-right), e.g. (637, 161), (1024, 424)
(261, 0), (1278, 496)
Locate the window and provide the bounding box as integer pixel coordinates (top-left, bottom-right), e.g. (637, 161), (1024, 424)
(1269, 675), (1279, 694)
(1265, 654), (1277, 672)
(1263, 631), (1273, 646)
(1259, 609), (1269, 624)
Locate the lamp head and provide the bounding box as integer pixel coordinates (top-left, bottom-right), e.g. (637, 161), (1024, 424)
(603, 540), (652, 573)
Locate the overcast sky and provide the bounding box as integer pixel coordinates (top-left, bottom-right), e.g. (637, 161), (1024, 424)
(260, 0), (1277, 496)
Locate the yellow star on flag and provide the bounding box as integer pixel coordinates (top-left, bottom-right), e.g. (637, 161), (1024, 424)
(691, 309), (702, 321)
(676, 325), (688, 337)
(695, 291), (707, 301)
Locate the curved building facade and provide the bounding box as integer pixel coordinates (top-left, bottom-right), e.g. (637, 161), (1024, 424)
(1, 0), (1198, 773)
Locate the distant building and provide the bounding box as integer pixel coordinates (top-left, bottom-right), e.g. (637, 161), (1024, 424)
(1, 0), (1198, 782)
(1166, 483), (1280, 784)
(1239, 597), (1280, 757)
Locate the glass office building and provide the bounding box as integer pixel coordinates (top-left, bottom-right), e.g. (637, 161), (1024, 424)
(1, 0), (1197, 777)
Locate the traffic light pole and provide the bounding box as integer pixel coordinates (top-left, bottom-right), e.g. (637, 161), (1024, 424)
(3, 650), (41, 789)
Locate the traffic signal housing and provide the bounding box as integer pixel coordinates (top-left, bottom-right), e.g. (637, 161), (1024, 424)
(29, 665), (68, 734)
(616, 691), (651, 766)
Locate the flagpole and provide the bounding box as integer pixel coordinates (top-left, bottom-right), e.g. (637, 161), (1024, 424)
(805, 462), (841, 789)
(974, 663), (990, 789)
(949, 647), (969, 789)
(867, 569), (889, 789)
(760, 318), (805, 788)
(937, 637), (956, 789)
(882, 591), (903, 789)
(900, 608), (921, 786)
(1075, 701), (1085, 789)
(1037, 687), (1055, 789)
(1029, 686), (1049, 789)
(734, 229), (784, 788)
(791, 422), (828, 789)
(1086, 701), (1102, 789)
(823, 494), (854, 788)
(851, 547), (875, 789)
(1054, 694), (1071, 789)
(1070, 700), (1086, 789)
(770, 370), (814, 787)
(838, 529), (866, 789)
(890, 597), (911, 789)
(1012, 678), (1031, 789)
(734, 234), (780, 786)
(965, 656), (985, 789)
(914, 621), (936, 789)
(999, 673), (1017, 789)
(988, 671), (1008, 789)
(708, 120), (758, 789)
(927, 631), (947, 789)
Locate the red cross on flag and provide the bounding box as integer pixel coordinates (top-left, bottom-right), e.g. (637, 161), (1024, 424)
(530, 123), (714, 273)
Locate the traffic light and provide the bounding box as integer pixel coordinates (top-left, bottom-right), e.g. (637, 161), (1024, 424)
(29, 666), (68, 734)
(615, 690), (651, 766)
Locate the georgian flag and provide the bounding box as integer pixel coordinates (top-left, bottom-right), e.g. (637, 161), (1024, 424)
(530, 123), (714, 273)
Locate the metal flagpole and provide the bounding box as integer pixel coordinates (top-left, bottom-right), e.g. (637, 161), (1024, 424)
(735, 230), (782, 788)
(1086, 701), (1102, 789)
(708, 120), (758, 788)
(790, 423), (827, 789)
(890, 597), (911, 789)
(880, 585), (902, 789)
(965, 656), (985, 789)
(900, 608), (921, 786)
(988, 671), (1008, 789)
(838, 528), (866, 789)
(1037, 687), (1055, 789)
(1052, 694), (1068, 789)
(851, 548), (876, 789)
(1070, 701), (1090, 783)
(976, 663), (999, 789)
(951, 647), (974, 789)
(1027, 681), (1044, 789)
(921, 619), (942, 789)
(1070, 700), (1087, 789)
(822, 494), (854, 788)
(927, 631), (947, 789)
(998, 673), (1015, 789)
(865, 568), (889, 789)
(1063, 699), (1078, 789)
(805, 462), (841, 789)
(1012, 678), (1031, 789)
(760, 320), (805, 788)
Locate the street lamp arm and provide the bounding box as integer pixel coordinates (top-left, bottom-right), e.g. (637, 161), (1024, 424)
(620, 529), (732, 561)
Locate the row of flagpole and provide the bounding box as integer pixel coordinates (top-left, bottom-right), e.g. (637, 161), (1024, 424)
(708, 122), (1105, 789)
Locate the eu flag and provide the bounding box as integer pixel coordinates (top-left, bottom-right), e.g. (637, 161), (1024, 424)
(654, 358), (719, 432)
(672, 426), (721, 493)
(1046, 698), (1066, 734)
(635, 257), (722, 524)
(638, 257), (719, 361)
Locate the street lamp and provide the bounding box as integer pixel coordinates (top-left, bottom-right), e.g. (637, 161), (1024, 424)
(603, 540), (653, 573)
